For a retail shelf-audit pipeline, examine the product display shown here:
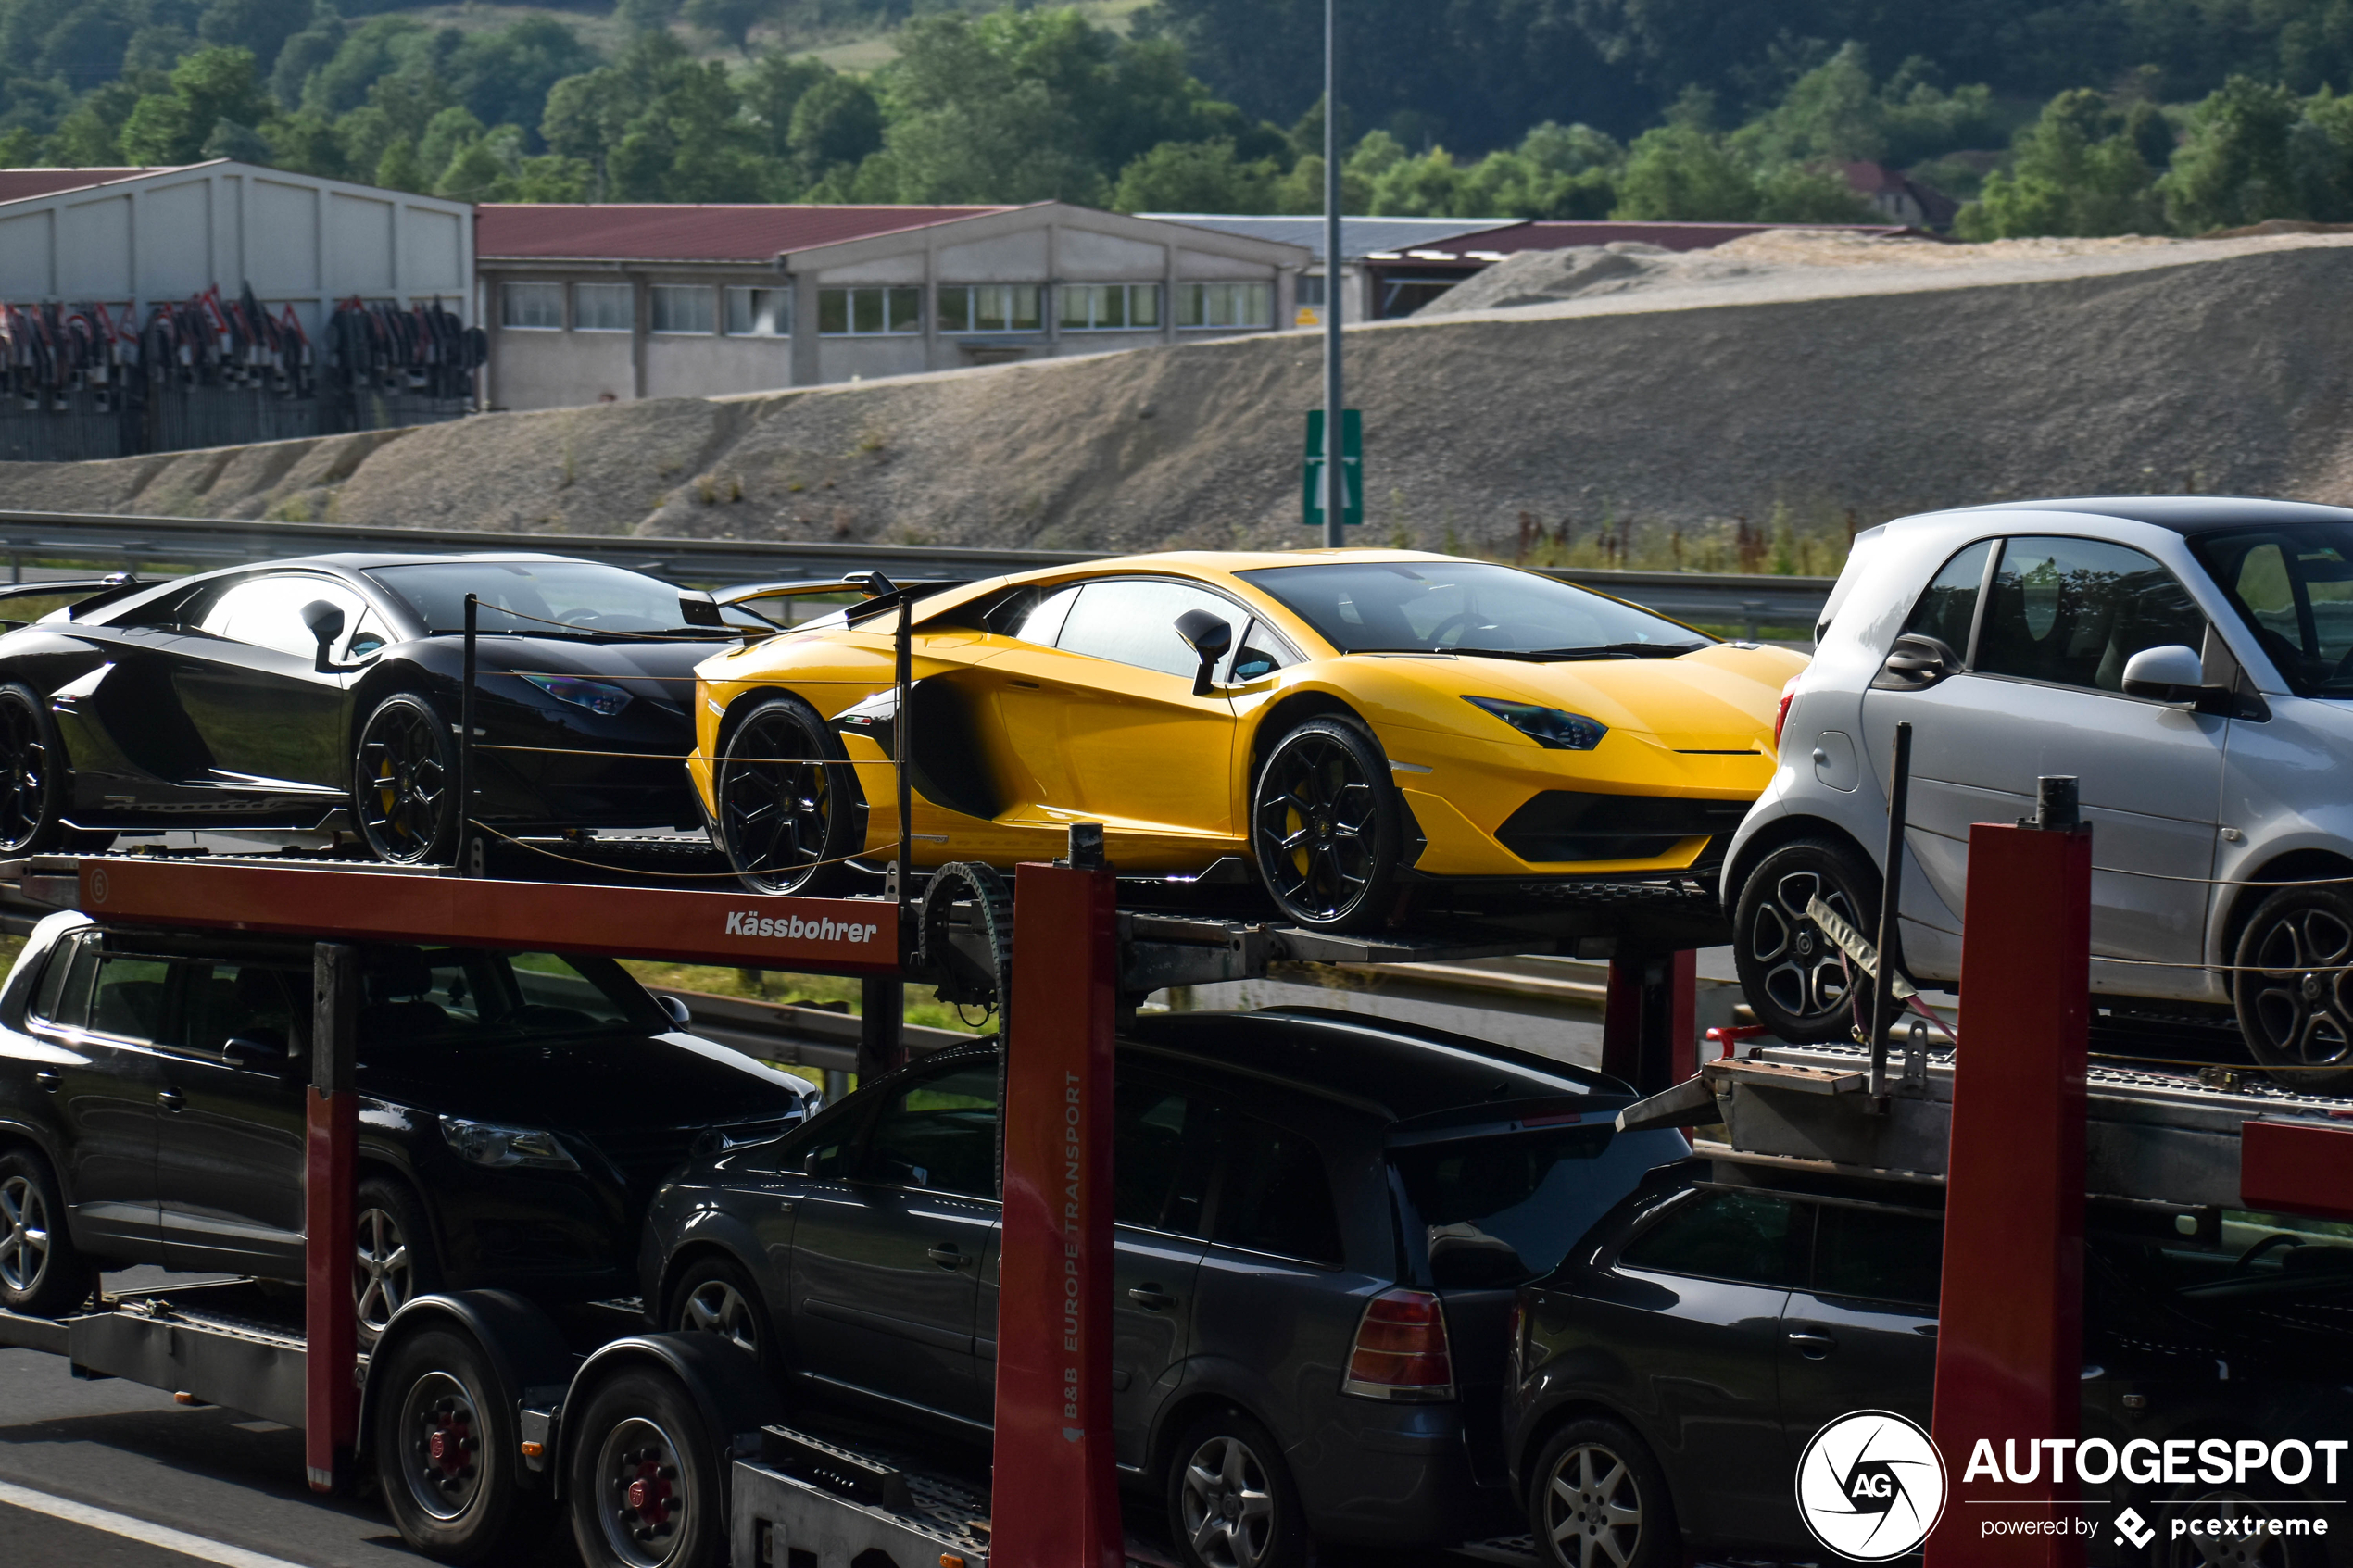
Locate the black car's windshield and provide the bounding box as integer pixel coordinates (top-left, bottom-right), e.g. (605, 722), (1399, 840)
(2190, 526), (2353, 697)
(366, 561), (717, 638)
(359, 947), (666, 1050)
(1391, 1125), (1659, 1288)
(1237, 560), (1708, 659)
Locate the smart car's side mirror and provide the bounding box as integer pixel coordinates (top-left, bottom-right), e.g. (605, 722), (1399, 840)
(2121, 644), (2207, 704)
(302, 600), (346, 672)
(1176, 609), (1233, 697)
(1869, 633), (1961, 692)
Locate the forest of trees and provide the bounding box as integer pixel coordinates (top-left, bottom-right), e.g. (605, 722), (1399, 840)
(2, 0), (2353, 235)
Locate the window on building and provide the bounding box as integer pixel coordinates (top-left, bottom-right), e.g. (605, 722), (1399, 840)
(649, 284), (714, 334)
(817, 286), (921, 336)
(724, 286), (790, 337)
(500, 282), (562, 330)
(1296, 273), (1326, 307)
(1177, 282), (1273, 331)
(937, 283), (1043, 334)
(1060, 282), (1159, 332)
(574, 282), (633, 332)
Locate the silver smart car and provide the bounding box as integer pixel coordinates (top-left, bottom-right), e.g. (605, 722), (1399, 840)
(1725, 495), (2353, 1086)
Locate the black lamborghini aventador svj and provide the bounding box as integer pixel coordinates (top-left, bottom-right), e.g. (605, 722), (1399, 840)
(0, 554), (736, 862)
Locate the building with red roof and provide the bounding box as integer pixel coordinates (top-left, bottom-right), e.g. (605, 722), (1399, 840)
(475, 201), (1309, 408)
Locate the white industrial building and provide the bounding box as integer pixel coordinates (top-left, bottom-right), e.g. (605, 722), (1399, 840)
(0, 160), (474, 337)
(475, 202), (1309, 410)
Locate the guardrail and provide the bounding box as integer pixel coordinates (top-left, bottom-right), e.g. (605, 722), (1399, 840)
(0, 508), (1837, 632)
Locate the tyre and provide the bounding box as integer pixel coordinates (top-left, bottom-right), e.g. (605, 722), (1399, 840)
(1164, 1407), (1308, 1568)
(566, 1365), (726, 1568)
(373, 1325), (552, 1563)
(1527, 1417), (1678, 1568)
(0, 682), (71, 856)
(2234, 884), (2353, 1091)
(1731, 836), (1882, 1044)
(666, 1254), (777, 1379)
(355, 692), (457, 865)
(1249, 716), (1403, 933)
(0, 1147), (91, 1317)
(715, 696), (859, 897)
(355, 1175), (444, 1347)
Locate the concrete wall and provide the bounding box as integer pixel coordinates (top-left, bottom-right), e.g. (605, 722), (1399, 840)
(0, 162), (472, 337)
(484, 207), (1302, 411)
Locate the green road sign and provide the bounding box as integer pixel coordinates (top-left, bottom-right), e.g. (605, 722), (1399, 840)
(1303, 408), (1363, 529)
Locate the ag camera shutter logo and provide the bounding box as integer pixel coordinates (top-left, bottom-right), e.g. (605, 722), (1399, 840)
(1796, 1410), (1948, 1560)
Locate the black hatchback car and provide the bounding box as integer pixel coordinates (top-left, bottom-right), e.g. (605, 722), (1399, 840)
(0, 909), (814, 1334)
(642, 1007), (1690, 1567)
(1504, 1156), (2353, 1568)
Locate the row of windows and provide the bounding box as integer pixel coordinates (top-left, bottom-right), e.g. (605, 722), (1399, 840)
(499, 280), (1273, 337)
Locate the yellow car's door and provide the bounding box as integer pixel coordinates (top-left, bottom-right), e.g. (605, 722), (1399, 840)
(982, 578), (1249, 872)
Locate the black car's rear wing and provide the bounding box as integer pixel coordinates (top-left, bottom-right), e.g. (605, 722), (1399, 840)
(0, 573), (144, 629)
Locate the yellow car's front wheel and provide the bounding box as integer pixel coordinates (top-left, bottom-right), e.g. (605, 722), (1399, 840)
(717, 696), (859, 897)
(1250, 715), (1403, 933)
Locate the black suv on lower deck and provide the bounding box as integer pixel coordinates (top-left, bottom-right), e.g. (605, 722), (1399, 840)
(643, 1006), (1692, 1567)
(1504, 1154), (2353, 1568)
(0, 909), (814, 1333)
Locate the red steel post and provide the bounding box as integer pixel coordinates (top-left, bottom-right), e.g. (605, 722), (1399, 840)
(1926, 818), (2092, 1567)
(305, 942), (360, 1492)
(1601, 948), (1698, 1094)
(992, 859), (1122, 1568)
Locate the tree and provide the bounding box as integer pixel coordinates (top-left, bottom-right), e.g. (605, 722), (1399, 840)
(498, 154), (593, 202)
(867, 14), (1108, 203)
(1112, 138), (1278, 212)
(201, 115), (272, 162)
(197, 0), (311, 70)
(2162, 75), (2319, 232)
(683, 0), (767, 54)
(434, 135), (508, 200)
(373, 132), (423, 192)
(1957, 88), (2167, 238)
(261, 103), (346, 176)
(1611, 123), (1756, 220)
(742, 51), (831, 161)
(614, 0), (678, 36)
(787, 72), (883, 181)
(269, 4), (343, 107)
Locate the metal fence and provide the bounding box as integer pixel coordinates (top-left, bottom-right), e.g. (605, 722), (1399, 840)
(0, 508), (1837, 633)
(0, 383), (470, 462)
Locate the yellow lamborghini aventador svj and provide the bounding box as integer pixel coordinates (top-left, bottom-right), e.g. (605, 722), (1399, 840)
(689, 551), (1806, 932)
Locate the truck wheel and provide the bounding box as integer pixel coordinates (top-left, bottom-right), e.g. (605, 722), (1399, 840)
(568, 1365), (725, 1568)
(374, 1326), (551, 1563)
(0, 1147), (92, 1317)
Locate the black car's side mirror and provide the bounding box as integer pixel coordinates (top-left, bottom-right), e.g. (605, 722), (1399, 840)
(302, 600), (346, 672)
(1176, 609), (1234, 697)
(221, 1035), (280, 1070)
(658, 994), (692, 1029)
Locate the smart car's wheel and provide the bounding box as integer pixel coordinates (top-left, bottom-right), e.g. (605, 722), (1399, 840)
(667, 1254), (777, 1378)
(1732, 836), (1882, 1044)
(717, 696), (858, 897)
(374, 1326), (551, 1562)
(0, 1147), (92, 1317)
(355, 1175), (443, 1347)
(2234, 885), (2353, 1091)
(356, 692), (457, 865)
(0, 683), (70, 855)
(567, 1365), (724, 1568)
(1529, 1418), (1677, 1568)
(1166, 1407), (1307, 1568)
(1250, 716), (1402, 933)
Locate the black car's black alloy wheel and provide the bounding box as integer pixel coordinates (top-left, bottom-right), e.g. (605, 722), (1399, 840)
(356, 692), (455, 864)
(675, 1276), (760, 1361)
(0, 684), (63, 855)
(1251, 717), (1400, 932)
(1733, 838), (1883, 1044)
(397, 1370), (485, 1524)
(718, 697), (855, 897)
(355, 1202), (416, 1336)
(2234, 885), (2353, 1090)
(0, 1171), (51, 1296)
(1178, 1432), (1278, 1568)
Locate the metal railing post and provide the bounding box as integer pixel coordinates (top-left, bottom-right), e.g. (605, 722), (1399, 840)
(1869, 721), (1913, 1095)
(459, 593), (477, 875)
(305, 941), (359, 1492)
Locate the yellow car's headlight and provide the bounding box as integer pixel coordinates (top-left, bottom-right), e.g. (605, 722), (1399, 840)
(1463, 696), (1607, 751)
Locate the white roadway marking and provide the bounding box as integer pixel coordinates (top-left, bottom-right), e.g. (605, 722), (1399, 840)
(0, 1476), (313, 1568)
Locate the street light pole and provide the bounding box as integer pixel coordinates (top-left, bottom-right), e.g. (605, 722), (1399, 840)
(1321, 0), (1344, 549)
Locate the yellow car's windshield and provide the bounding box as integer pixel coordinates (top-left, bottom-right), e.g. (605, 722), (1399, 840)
(1237, 560), (1707, 659)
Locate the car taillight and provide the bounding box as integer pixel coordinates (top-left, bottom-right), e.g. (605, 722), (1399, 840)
(1341, 1288), (1455, 1401)
(1772, 676), (1800, 750)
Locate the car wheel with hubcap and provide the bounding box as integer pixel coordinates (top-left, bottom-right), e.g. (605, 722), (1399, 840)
(1250, 716), (1402, 934)
(355, 1175), (443, 1347)
(716, 696), (858, 897)
(1731, 836), (1883, 1044)
(1166, 1408), (1305, 1568)
(2234, 884), (2353, 1091)
(567, 1366), (724, 1568)
(0, 1148), (91, 1317)
(0, 683), (72, 856)
(355, 692), (457, 865)
(1529, 1418), (1676, 1568)
(667, 1254), (776, 1378)
(373, 1325), (550, 1563)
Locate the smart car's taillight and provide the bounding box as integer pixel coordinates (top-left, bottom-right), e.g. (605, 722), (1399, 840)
(1341, 1288), (1455, 1401)
(1772, 676), (1800, 750)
